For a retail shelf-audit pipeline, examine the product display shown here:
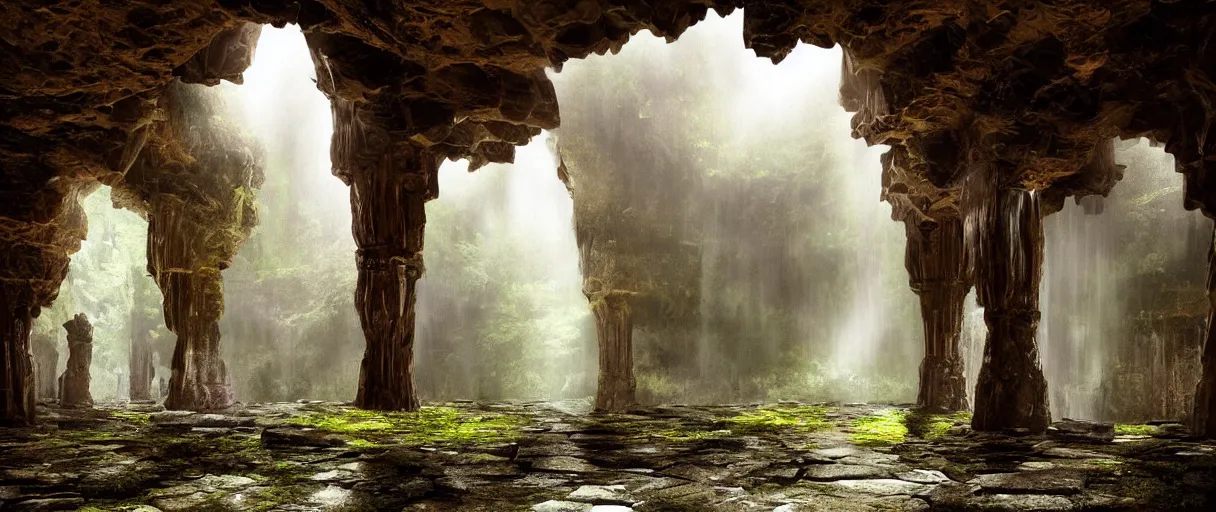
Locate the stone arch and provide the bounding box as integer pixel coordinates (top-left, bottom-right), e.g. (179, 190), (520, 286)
(0, 1), (1214, 430)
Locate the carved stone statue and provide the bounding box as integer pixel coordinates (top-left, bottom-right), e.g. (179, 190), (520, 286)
(58, 313), (93, 407)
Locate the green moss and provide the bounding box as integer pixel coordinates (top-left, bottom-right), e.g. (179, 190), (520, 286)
(1088, 458), (1125, 468)
(245, 483), (311, 511)
(851, 410), (909, 447)
(110, 411), (152, 425)
(904, 410), (970, 440)
(290, 406), (528, 446)
(724, 405), (831, 434)
(1115, 424), (1159, 436)
(650, 428), (731, 442)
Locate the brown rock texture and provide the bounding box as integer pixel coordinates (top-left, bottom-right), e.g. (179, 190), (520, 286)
(903, 214), (970, 413)
(964, 165), (1052, 433)
(121, 80), (264, 412)
(58, 313), (94, 408)
(590, 292), (637, 412)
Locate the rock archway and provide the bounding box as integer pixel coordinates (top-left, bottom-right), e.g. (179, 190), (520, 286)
(0, 2), (1212, 434)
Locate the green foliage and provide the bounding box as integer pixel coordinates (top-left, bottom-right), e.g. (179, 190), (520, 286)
(850, 410), (909, 447)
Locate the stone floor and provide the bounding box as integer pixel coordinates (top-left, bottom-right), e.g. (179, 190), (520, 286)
(1, 400), (1214, 511)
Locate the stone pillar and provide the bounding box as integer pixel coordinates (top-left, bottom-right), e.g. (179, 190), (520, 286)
(1192, 228), (1216, 436)
(0, 183), (89, 425)
(129, 268), (155, 402)
(350, 164), (432, 411)
(0, 287), (38, 424)
(59, 313), (94, 407)
(32, 333), (59, 401)
(131, 81), (263, 412)
(129, 334), (154, 402)
(328, 99), (439, 411)
(964, 168), (1052, 432)
(149, 202), (235, 412)
(591, 293), (636, 412)
(905, 215), (970, 412)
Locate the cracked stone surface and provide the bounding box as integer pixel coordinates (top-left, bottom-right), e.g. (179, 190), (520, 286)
(0, 401), (1214, 510)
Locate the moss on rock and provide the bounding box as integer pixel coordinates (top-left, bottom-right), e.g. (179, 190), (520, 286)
(850, 410), (909, 446)
(289, 406), (528, 446)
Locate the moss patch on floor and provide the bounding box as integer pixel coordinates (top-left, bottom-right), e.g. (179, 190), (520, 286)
(290, 406), (528, 446)
(904, 410), (970, 440)
(851, 409), (909, 446)
(109, 411), (152, 425)
(1115, 424), (1160, 436)
(723, 405), (831, 435)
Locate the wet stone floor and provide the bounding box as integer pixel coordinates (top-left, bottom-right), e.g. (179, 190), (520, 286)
(1, 401), (1215, 511)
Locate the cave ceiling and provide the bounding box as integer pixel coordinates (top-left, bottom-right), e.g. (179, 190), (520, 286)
(0, 0), (1213, 238)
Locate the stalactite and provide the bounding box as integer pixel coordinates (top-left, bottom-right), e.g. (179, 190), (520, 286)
(905, 215), (970, 412)
(965, 165), (1052, 432)
(58, 313), (94, 407)
(592, 293), (636, 412)
(32, 333), (58, 401)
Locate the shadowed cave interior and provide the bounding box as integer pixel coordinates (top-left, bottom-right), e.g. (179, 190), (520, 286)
(2, 2), (1216, 511)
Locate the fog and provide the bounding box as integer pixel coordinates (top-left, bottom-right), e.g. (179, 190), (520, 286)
(29, 21), (1210, 417)
(963, 140), (1211, 422)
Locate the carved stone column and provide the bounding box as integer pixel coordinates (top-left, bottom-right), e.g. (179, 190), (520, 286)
(59, 313), (93, 407)
(32, 333), (59, 401)
(591, 292), (636, 412)
(350, 161), (433, 411)
(964, 167), (1051, 432)
(1192, 228), (1216, 436)
(905, 215), (970, 412)
(328, 99), (439, 411)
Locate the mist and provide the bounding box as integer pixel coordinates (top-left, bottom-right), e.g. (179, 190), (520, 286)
(963, 139), (1211, 422)
(30, 20), (1210, 416)
(554, 13), (918, 404)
